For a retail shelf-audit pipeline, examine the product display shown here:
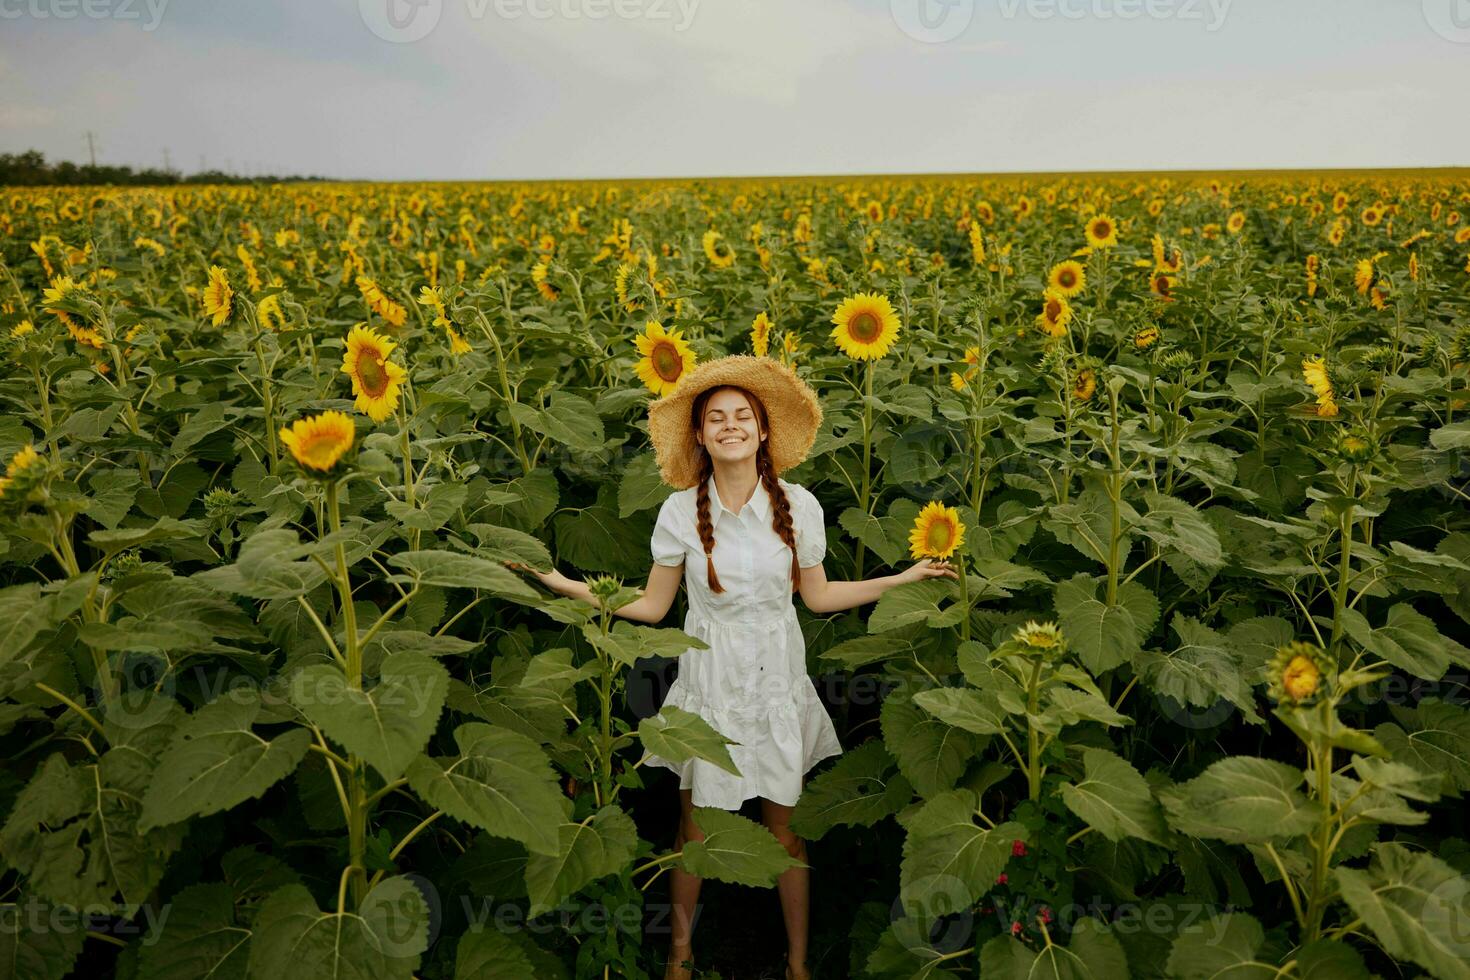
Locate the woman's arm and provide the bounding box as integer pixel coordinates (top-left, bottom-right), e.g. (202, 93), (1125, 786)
(504, 560), (685, 624)
(796, 559), (957, 615)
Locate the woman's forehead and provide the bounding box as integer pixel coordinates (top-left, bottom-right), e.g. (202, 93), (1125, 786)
(703, 391), (753, 414)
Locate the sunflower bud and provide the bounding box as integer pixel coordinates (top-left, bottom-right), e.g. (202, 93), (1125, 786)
(1332, 428), (1379, 465)
(1267, 641), (1332, 705)
(1010, 620), (1067, 660)
(587, 574), (623, 602)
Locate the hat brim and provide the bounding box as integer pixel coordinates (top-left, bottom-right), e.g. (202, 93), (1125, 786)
(647, 355), (823, 489)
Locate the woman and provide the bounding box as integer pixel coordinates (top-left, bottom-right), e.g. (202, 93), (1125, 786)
(512, 355), (956, 980)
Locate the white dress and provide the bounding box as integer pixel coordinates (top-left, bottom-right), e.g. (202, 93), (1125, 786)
(642, 474), (844, 810)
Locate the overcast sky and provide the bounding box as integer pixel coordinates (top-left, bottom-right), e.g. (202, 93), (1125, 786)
(2, 0), (1466, 179)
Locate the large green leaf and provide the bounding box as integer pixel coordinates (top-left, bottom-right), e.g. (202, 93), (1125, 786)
(246, 877), (429, 980)
(387, 550), (541, 602)
(290, 652), (448, 782)
(524, 805), (638, 916)
(789, 739), (913, 840)
(1054, 574), (1159, 674)
(868, 580), (965, 633)
(1343, 603), (1470, 681)
(1335, 842), (1470, 980)
(192, 527), (329, 599)
(136, 882), (250, 980)
(140, 695), (311, 831)
(0, 893), (85, 980)
(583, 620), (709, 667)
(880, 692), (981, 798)
(1135, 614), (1261, 725)
(979, 918), (1130, 979)
(508, 392), (605, 452)
(910, 686), (1005, 735)
(1165, 912), (1277, 979)
(1160, 756), (1320, 844)
(1375, 699), (1470, 796)
(677, 806), (803, 887)
(637, 705), (741, 777)
(898, 788), (1026, 918)
(406, 723), (571, 857)
(1060, 748), (1169, 845)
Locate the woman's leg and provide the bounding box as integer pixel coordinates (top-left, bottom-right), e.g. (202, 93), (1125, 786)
(760, 795), (811, 979)
(665, 788), (703, 980)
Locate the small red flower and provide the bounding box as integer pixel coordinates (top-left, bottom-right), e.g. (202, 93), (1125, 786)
(1011, 921), (1023, 935)
(995, 873), (1007, 885)
(1011, 839), (1027, 857)
(1040, 906), (1053, 924)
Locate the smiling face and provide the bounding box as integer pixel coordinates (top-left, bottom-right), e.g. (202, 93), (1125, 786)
(695, 387), (767, 467)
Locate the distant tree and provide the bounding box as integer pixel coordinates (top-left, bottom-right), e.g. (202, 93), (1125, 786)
(0, 149), (328, 186)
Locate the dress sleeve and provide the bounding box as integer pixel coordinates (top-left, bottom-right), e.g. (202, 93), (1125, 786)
(650, 494), (686, 567)
(794, 486), (827, 568)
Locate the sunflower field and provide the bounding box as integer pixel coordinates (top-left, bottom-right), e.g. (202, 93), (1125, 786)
(1, 171), (1470, 980)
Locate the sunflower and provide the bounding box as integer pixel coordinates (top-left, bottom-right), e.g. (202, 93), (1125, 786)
(1226, 211), (1246, 234)
(750, 312), (773, 358)
(1085, 214), (1119, 249)
(531, 261), (559, 302)
(356, 276), (408, 326)
(1073, 366), (1098, 401)
(279, 411), (355, 473)
(864, 200), (884, 222)
(1361, 205), (1383, 227)
(1011, 621), (1067, 659)
(203, 265), (234, 326)
(614, 262), (642, 312)
(340, 323), (408, 423)
(256, 293), (287, 331)
(1301, 355), (1338, 417)
(1015, 195), (1034, 219)
(1354, 258), (1374, 295)
(702, 230), (736, 269)
(1306, 254), (1320, 297)
(1332, 191), (1349, 214)
(1034, 291), (1072, 339)
(1267, 641), (1331, 705)
(0, 444), (41, 499)
(1134, 324), (1160, 349)
(1327, 220), (1346, 247)
(1047, 260), (1086, 297)
(830, 292), (901, 360)
(908, 500), (965, 560)
(1144, 265), (1175, 299)
(634, 320), (696, 396)
(968, 223), (987, 264)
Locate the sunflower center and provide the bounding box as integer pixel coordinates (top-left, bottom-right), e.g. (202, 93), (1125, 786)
(356, 351), (390, 397)
(850, 311), (881, 342)
(651, 341), (683, 381)
(924, 519), (955, 553)
(1059, 270), (1075, 288)
(1045, 298), (1062, 320)
(1094, 221), (1112, 238)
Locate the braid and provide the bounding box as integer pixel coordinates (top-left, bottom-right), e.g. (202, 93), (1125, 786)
(693, 451), (724, 593)
(757, 446), (802, 592)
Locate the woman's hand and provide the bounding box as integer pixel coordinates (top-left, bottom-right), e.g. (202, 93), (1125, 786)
(503, 560), (568, 594)
(891, 558), (960, 586)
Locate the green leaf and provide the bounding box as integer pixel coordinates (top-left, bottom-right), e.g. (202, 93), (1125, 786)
(1054, 574), (1159, 674)
(387, 551), (541, 602)
(1139, 491), (1224, 568)
(980, 918), (1130, 979)
(551, 482), (652, 577)
(465, 522), (553, 571)
(1, 751), (184, 910)
(454, 928), (534, 979)
(1061, 748), (1169, 845)
(136, 882), (250, 980)
(790, 739), (913, 840)
(1160, 757), (1320, 844)
(818, 635), (923, 670)
(1343, 603), (1470, 681)
(637, 705), (741, 777)
(290, 651), (449, 782)
(616, 452), (672, 518)
(406, 723), (571, 857)
(584, 620), (709, 668)
(1135, 614), (1261, 725)
(881, 692), (982, 798)
(193, 528), (328, 599)
(1293, 940), (1370, 980)
(1335, 842), (1470, 980)
(910, 687), (1006, 736)
(1375, 699), (1470, 796)
(509, 392), (605, 452)
(0, 583), (61, 667)
(139, 695), (311, 831)
(899, 788), (1026, 917)
(869, 580), (964, 633)
(838, 507), (905, 569)
(524, 805), (638, 916)
(678, 806), (804, 887)
(1165, 912), (1277, 980)
(385, 482), (468, 532)
(0, 893), (85, 980)
(246, 877), (429, 980)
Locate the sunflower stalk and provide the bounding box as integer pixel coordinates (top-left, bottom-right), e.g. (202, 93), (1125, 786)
(324, 479), (369, 907)
(854, 359), (874, 580)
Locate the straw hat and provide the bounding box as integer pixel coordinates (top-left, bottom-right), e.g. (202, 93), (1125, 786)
(647, 354), (823, 490)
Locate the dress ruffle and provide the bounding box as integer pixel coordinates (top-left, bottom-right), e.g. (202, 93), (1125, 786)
(643, 673), (843, 810)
